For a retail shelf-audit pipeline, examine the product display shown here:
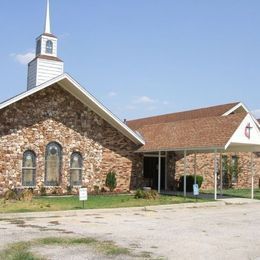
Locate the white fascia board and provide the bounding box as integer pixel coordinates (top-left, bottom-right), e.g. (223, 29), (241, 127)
(0, 74), (66, 110)
(60, 73), (145, 145)
(222, 102), (260, 129)
(0, 73), (145, 145)
(222, 102), (247, 116)
(238, 102), (260, 128)
(225, 113), (260, 151)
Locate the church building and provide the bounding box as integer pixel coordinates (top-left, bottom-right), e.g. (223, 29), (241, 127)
(1, 1), (260, 197)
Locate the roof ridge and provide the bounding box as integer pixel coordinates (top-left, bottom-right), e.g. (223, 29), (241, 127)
(138, 112), (247, 130)
(127, 102), (240, 123)
(127, 102), (243, 131)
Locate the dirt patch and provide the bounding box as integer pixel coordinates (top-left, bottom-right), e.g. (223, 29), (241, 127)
(1, 237), (147, 260)
(49, 220), (60, 225)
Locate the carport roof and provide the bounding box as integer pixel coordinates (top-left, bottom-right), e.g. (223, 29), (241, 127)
(136, 113), (248, 153)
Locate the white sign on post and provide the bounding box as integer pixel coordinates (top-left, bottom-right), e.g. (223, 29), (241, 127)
(193, 184), (199, 196)
(79, 188), (88, 201)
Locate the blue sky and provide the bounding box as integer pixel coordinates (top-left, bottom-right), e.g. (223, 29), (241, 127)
(0, 0), (260, 120)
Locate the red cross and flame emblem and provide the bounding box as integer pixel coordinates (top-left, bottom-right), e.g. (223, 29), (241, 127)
(244, 123), (252, 139)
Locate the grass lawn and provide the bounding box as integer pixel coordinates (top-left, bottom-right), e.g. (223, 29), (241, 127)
(202, 188), (260, 199)
(0, 194), (209, 213)
(0, 237), (134, 260)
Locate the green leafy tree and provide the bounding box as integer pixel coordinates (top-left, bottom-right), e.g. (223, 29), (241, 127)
(222, 156), (242, 188)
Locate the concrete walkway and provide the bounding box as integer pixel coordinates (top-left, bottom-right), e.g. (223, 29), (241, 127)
(217, 197), (260, 205)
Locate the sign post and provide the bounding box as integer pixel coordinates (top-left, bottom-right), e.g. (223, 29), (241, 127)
(79, 188), (88, 209)
(193, 184), (199, 202)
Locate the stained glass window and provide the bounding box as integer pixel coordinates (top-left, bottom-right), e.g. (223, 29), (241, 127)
(70, 152), (83, 186)
(46, 40), (53, 54)
(22, 151), (36, 186)
(45, 142), (62, 186)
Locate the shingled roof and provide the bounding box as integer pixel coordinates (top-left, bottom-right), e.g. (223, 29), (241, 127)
(136, 113), (246, 152)
(127, 102), (240, 130)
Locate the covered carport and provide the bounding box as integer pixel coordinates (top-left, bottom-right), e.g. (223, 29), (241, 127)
(136, 112), (260, 200)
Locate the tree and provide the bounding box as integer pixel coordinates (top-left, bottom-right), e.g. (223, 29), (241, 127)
(105, 171), (117, 192)
(222, 156), (242, 188)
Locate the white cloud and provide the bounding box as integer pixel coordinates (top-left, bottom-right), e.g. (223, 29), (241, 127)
(10, 51), (35, 65)
(147, 105), (157, 111)
(252, 109), (260, 119)
(108, 91), (117, 97)
(134, 96), (156, 104)
(125, 105), (136, 110)
(162, 101), (169, 105)
(126, 96), (170, 114)
(59, 32), (70, 39)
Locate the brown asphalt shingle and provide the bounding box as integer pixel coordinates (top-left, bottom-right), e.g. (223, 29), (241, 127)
(127, 102), (240, 130)
(29, 55), (63, 63)
(137, 113), (246, 152)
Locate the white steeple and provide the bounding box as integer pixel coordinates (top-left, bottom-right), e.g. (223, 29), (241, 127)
(44, 0), (51, 34)
(27, 0), (64, 90)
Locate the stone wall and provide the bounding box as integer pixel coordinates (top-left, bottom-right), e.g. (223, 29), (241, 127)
(173, 152), (260, 190)
(1, 84), (259, 195)
(0, 84), (142, 195)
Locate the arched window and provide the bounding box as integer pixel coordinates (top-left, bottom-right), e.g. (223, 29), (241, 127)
(22, 150), (36, 186)
(70, 152), (83, 186)
(46, 40), (53, 54)
(45, 142), (62, 186)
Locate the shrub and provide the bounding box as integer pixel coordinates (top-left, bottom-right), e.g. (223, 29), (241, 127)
(105, 171), (117, 192)
(100, 187), (107, 193)
(52, 187), (63, 195)
(178, 175), (203, 192)
(66, 185), (72, 195)
(39, 186), (46, 196)
(134, 189), (159, 200)
(93, 185), (100, 194)
(4, 189), (17, 201)
(134, 189), (144, 199)
(20, 189), (33, 201)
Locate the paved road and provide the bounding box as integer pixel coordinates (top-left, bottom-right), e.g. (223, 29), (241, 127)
(1, 200), (260, 259)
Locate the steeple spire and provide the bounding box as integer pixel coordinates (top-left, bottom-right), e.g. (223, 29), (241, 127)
(27, 0), (64, 90)
(44, 0), (51, 34)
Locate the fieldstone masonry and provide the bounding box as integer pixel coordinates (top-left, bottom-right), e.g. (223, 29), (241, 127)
(0, 84), (259, 195)
(173, 152), (260, 190)
(0, 84), (142, 195)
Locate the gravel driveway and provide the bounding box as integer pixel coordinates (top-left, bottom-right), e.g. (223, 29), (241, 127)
(1, 200), (260, 259)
